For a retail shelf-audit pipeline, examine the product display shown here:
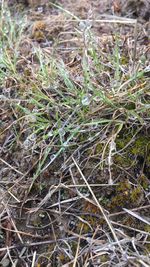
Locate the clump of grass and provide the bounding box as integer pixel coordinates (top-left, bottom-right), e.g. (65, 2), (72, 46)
(0, 1), (150, 266)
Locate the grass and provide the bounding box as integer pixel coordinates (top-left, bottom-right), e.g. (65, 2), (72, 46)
(0, 1), (150, 266)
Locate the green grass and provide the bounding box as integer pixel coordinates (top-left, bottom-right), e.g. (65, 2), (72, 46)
(1, 3), (149, 186)
(0, 1), (150, 266)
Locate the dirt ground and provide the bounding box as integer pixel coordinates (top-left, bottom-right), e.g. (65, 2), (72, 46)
(0, 0), (150, 266)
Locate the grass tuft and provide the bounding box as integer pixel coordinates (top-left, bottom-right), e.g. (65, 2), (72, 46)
(0, 0), (150, 266)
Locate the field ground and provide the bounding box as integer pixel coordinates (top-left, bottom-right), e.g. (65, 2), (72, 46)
(0, 0), (150, 266)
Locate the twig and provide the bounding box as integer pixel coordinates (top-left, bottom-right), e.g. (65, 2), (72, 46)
(0, 158), (23, 175)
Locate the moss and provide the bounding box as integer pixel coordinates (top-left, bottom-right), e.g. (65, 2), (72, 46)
(76, 215), (98, 234)
(116, 131), (149, 157)
(107, 180), (143, 211)
(114, 154), (132, 167)
(120, 55), (129, 65)
(107, 180), (131, 210)
(130, 186), (142, 202)
(76, 221), (90, 233)
(59, 253), (69, 264)
(146, 143), (150, 165)
(130, 136), (148, 156)
(138, 174), (149, 189)
(116, 133), (132, 149)
(95, 143), (103, 154)
(144, 225), (150, 233)
(109, 194), (129, 210)
(86, 148), (93, 156)
(71, 241), (79, 255)
(123, 216), (137, 228)
(117, 180), (131, 192)
(145, 244), (150, 253)
(124, 102), (136, 110)
(99, 254), (109, 263)
(79, 133), (88, 142)
(114, 129), (150, 183)
(84, 202), (100, 214)
(75, 210), (104, 234)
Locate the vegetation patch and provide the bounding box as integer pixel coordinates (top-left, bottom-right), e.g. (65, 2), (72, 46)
(0, 0), (150, 266)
